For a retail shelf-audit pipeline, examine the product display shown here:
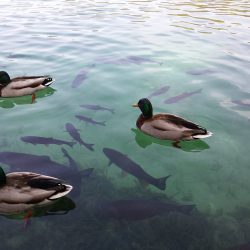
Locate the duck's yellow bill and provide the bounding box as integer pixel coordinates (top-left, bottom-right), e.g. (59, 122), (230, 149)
(132, 103), (138, 107)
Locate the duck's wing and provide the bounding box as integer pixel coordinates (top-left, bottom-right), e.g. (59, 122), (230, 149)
(140, 114), (209, 140)
(10, 77), (47, 89)
(151, 114), (207, 132)
(0, 183), (56, 205)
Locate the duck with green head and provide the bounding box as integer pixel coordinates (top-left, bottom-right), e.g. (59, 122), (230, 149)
(0, 166), (72, 215)
(133, 98), (212, 147)
(0, 71), (54, 102)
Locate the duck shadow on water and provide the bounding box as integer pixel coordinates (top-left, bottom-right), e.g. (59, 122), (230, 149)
(0, 196), (76, 220)
(131, 128), (210, 152)
(1, 196), (75, 226)
(0, 87), (55, 109)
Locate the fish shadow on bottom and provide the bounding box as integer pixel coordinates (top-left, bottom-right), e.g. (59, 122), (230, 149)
(71, 173), (216, 250)
(0, 148), (94, 198)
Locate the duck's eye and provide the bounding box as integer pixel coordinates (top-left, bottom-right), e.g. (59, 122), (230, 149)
(56, 183), (66, 191)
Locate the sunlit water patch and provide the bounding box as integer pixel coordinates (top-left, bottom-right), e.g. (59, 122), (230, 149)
(0, 0), (250, 249)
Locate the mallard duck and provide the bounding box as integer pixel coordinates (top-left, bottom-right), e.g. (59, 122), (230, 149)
(0, 71), (53, 102)
(133, 98), (212, 147)
(0, 166), (72, 215)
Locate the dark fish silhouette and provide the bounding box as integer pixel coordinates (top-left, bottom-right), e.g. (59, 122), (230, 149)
(61, 148), (94, 196)
(147, 85), (170, 99)
(0, 151), (69, 178)
(65, 123), (94, 151)
(0, 150), (93, 197)
(231, 99), (250, 107)
(97, 199), (195, 220)
(227, 241), (250, 250)
(97, 56), (161, 66)
(75, 115), (106, 126)
(186, 68), (214, 75)
(103, 148), (170, 190)
(80, 104), (115, 114)
(20, 136), (76, 147)
(61, 148), (94, 177)
(71, 64), (95, 88)
(7, 53), (29, 59)
(125, 56), (162, 65)
(164, 89), (202, 104)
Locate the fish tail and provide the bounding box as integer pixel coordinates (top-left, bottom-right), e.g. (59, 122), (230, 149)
(99, 121), (106, 126)
(85, 143), (95, 151)
(109, 109), (115, 114)
(156, 175), (171, 190)
(61, 147), (68, 158)
(180, 204), (196, 215)
(80, 168), (94, 177)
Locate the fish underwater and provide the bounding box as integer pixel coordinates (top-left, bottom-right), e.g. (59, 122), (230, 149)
(61, 148), (94, 196)
(0, 150), (94, 197)
(96, 199), (195, 220)
(20, 136), (76, 147)
(61, 148), (94, 178)
(96, 56), (161, 66)
(186, 68), (215, 75)
(227, 241), (250, 250)
(147, 85), (170, 99)
(103, 148), (170, 190)
(125, 56), (162, 65)
(65, 123), (94, 151)
(231, 99), (250, 107)
(75, 115), (106, 126)
(80, 104), (115, 114)
(71, 64), (95, 88)
(220, 99), (250, 121)
(164, 89), (202, 104)
(0, 151), (66, 177)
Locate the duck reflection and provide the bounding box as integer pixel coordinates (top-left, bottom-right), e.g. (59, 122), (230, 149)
(0, 87), (55, 109)
(1, 197), (75, 225)
(131, 128), (210, 152)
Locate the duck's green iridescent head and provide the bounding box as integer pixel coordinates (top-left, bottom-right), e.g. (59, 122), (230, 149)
(133, 98), (153, 119)
(0, 71), (11, 86)
(0, 167), (6, 187)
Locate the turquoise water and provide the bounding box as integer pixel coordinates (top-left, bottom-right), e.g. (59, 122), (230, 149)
(0, 0), (250, 249)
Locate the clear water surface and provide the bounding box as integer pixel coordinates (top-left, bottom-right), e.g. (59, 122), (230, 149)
(0, 0), (250, 249)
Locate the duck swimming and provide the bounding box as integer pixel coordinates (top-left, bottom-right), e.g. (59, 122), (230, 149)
(0, 166), (72, 215)
(133, 98), (212, 147)
(0, 71), (53, 101)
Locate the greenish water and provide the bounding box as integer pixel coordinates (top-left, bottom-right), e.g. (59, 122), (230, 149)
(0, 0), (250, 249)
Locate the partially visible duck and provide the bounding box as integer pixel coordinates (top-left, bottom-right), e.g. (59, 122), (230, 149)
(133, 98), (212, 147)
(0, 71), (54, 102)
(0, 166), (72, 215)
